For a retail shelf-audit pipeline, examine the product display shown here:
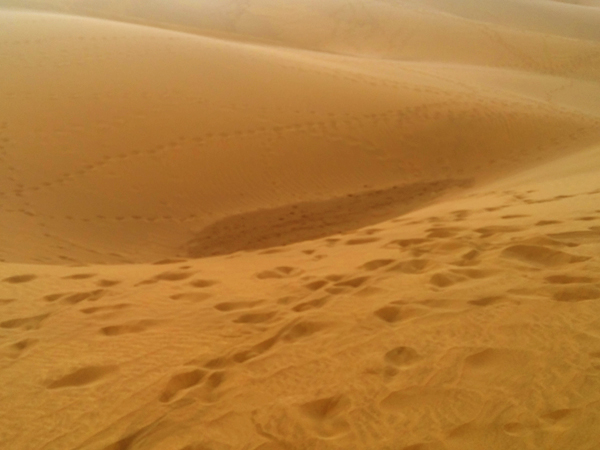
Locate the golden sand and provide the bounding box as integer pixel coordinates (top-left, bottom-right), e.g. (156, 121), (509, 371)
(1, 1), (600, 449)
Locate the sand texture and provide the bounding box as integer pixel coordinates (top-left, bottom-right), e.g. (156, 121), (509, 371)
(1, 0), (600, 449)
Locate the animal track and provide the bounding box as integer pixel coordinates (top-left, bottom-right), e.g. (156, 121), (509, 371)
(46, 365), (117, 389)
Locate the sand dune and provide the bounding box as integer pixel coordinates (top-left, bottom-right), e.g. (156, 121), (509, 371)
(1, 1), (600, 449)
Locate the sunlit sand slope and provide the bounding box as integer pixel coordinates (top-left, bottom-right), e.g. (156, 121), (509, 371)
(1, 10), (599, 263)
(1, 1), (600, 449)
(1, 145), (600, 450)
(4, 0), (600, 75)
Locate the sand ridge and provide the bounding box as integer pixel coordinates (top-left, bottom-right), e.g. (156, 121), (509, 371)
(1, 1), (600, 449)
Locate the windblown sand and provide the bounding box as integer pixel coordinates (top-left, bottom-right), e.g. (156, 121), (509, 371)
(1, 1), (600, 449)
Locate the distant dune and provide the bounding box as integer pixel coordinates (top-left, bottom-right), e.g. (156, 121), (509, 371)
(1, 1), (600, 449)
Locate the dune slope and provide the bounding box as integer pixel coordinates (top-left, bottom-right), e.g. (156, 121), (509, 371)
(1, 1), (600, 449)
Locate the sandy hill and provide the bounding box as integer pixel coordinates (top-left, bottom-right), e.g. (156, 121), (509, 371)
(1, 1), (600, 449)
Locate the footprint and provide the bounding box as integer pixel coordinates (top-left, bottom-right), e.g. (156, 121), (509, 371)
(451, 269), (493, 279)
(152, 258), (188, 265)
(501, 215), (528, 219)
(388, 259), (431, 274)
(62, 273), (97, 280)
(100, 320), (158, 336)
(159, 369), (206, 403)
(280, 320), (326, 342)
(62, 289), (106, 304)
(374, 304), (433, 323)
(360, 259), (395, 271)
(233, 311), (277, 324)
(214, 300), (262, 311)
(552, 286), (600, 302)
(3, 338), (38, 359)
(202, 357), (231, 370)
(137, 271), (194, 285)
(334, 276), (369, 289)
(389, 239), (427, 249)
(468, 296), (504, 306)
(374, 306), (403, 323)
(1, 314), (49, 330)
(536, 220), (561, 226)
(170, 292), (212, 302)
(292, 297), (329, 312)
(541, 408), (576, 426)
(190, 279), (218, 288)
(46, 365), (117, 389)
(548, 230), (600, 245)
(345, 237), (379, 245)
(474, 226), (521, 238)
(232, 320), (325, 363)
(501, 245), (589, 267)
(80, 304), (130, 314)
(2, 274), (37, 284)
(304, 280), (329, 291)
(502, 422), (531, 437)
(256, 266), (301, 280)
(430, 272), (463, 288)
(43, 293), (66, 302)
(545, 275), (595, 284)
(96, 279), (121, 287)
(426, 227), (463, 238)
(231, 334), (276, 363)
(384, 346), (421, 367)
(298, 395), (351, 438)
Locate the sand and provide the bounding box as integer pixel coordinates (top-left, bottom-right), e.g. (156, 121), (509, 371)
(1, 1), (600, 449)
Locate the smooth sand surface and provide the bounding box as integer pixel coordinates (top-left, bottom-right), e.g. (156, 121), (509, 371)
(1, 1), (600, 449)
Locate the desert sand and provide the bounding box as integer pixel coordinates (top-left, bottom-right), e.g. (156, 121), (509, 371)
(1, 1), (600, 449)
